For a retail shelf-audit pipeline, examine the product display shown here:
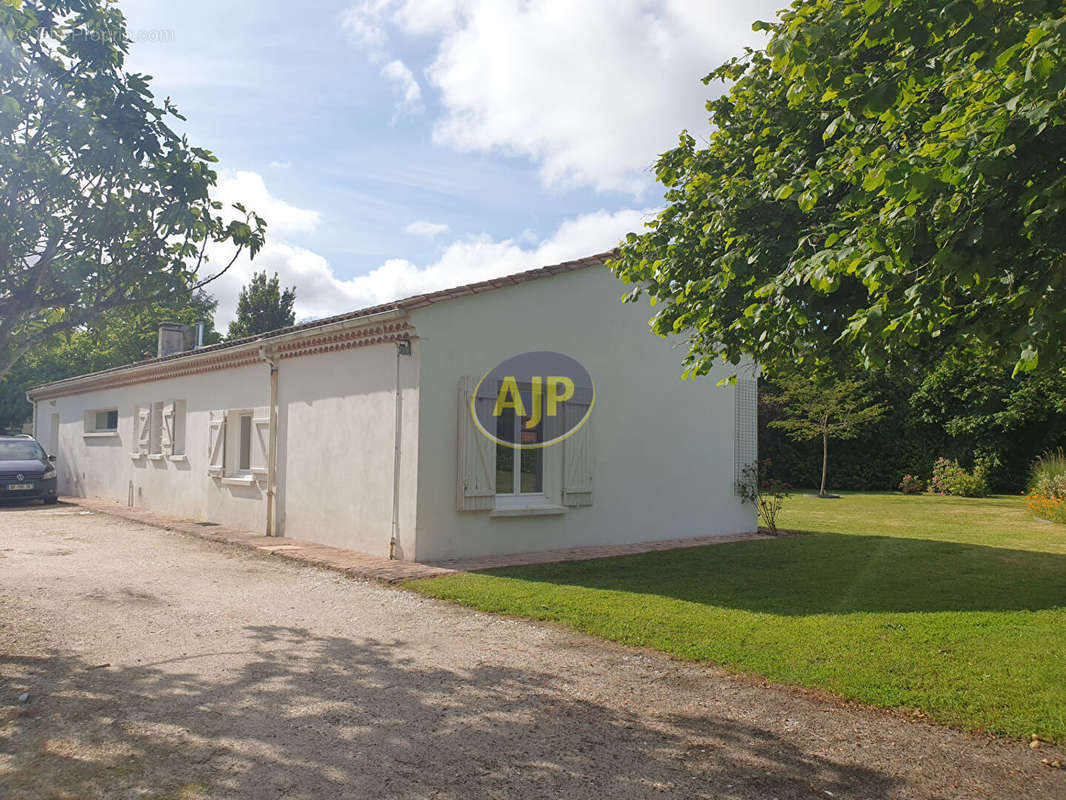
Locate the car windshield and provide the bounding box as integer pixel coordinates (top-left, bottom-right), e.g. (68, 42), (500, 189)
(0, 441), (46, 461)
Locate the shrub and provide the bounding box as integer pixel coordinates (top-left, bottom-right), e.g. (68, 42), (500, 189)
(899, 474), (925, 494)
(929, 457), (989, 497)
(737, 459), (792, 535)
(1027, 449), (1066, 523)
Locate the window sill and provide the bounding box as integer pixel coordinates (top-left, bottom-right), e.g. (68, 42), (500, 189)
(83, 431), (119, 438)
(147, 454), (165, 461)
(221, 475), (258, 487)
(490, 504), (568, 518)
(167, 454), (188, 462)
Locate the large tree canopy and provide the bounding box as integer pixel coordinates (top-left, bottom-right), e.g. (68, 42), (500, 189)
(611, 0), (1066, 379)
(0, 0), (266, 379)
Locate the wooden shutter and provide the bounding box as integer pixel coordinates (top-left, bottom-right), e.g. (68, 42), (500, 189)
(132, 406), (151, 458)
(171, 400), (187, 456)
(250, 406), (270, 476)
(734, 378), (758, 494)
(207, 410), (226, 476)
(562, 393), (593, 507)
(457, 376), (495, 511)
(161, 403), (174, 455)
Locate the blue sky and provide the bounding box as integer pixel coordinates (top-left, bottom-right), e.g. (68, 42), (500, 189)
(119, 0), (780, 325)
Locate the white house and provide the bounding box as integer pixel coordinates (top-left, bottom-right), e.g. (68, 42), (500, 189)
(27, 254), (757, 562)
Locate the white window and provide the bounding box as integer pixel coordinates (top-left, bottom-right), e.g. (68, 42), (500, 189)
(84, 409), (118, 434)
(218, 407), (269, 482)
(457, 376), (592, 513)
(494, 391), (544, 500)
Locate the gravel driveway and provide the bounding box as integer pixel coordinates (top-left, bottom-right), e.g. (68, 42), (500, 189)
(1, 503), (1062, 799)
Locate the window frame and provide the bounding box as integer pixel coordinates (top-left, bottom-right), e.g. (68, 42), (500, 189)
(493, 382), (549, 509)
(83, 408), (119, 437)
(224, 409), (256, 480)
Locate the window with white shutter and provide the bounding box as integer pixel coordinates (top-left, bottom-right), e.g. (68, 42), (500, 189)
(170, 400), (187, 458)
(457, 376), (496, 511)
(207, 410), (225, 476)
(132, 406), (151, 458)
(161, 402), (174, 456)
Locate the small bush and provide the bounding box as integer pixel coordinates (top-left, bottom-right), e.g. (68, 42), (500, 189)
(899, 474), (925, 494)
(1027, 449), (1066, 523)
(737, 459), (792, 535)
(930, 457), (989, 497)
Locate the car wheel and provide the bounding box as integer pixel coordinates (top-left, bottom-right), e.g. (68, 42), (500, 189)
(43, 497), (58, 505)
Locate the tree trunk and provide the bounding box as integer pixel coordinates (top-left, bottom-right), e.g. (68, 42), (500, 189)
(820, 432), (828, 497)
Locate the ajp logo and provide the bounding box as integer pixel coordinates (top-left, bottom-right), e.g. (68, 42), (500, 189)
(471, 351), (594, 449)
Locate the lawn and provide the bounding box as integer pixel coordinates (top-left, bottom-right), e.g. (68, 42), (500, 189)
(406, 493), (1066, 742)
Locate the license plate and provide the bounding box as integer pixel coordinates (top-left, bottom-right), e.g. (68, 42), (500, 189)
(7, 483), (33, 491)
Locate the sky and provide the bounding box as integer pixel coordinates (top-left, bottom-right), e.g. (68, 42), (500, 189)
(118, 0), (783, 326)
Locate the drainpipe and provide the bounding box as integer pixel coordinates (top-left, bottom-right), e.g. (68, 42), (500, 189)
(259, 344), (280, 537)
(390, 338), (412, 559)
(27, 394), (37, 441)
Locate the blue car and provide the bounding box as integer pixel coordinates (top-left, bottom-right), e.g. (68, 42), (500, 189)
(0, 435), (58, 504)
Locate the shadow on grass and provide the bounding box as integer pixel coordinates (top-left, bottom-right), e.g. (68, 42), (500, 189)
(476, 532), (1066, 615)
(0, 626), (899, 799)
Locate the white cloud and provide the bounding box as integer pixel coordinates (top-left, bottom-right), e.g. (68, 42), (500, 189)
(380, 59), (424, 113)
(268, 160), (292, 170)
(339, 0), (394, 47)
(215, 170), (321, 236)
(340, 0), (781, 193)
(208, 203), (653, 328)
(405, 220), (450, 238)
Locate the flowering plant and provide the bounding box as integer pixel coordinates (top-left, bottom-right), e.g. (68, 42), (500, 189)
(736, 459), (792, 535)
(899, 474), (925, 495)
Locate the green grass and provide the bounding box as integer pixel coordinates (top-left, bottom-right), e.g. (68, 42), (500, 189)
(406, 493), (1066, 742)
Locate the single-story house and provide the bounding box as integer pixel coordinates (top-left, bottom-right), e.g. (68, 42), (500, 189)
(27, 254), (757, 562)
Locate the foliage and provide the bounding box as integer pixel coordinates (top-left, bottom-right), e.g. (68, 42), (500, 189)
(409, 493), (1066, 742)
(930, 457), (989, 498)
(226, 271), (295, 340)
(910, 349), (1066, 489)
(1027, 449), (1066, 522)
(735, 458), (791, 534)
(610, 0), (1066, 381)
(0, 292), (221, 429)
(899, 474), (924, 494)
(764, 373), (885, 496)
(0, 0), (266, 379)
(761, 351), (1066, 493)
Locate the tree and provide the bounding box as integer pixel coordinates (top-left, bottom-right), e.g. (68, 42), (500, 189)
(0, 0), (266, 380)
(226, 271), (296, 340)
(764, 374), (886, 497)
(0, 291), (222, 430)
(610, 0), (1066, 380)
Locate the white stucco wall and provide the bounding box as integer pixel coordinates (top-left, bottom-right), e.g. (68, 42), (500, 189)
(35, 338), (418, 554)
(409, 265), (757, 562)
(275, 343), (419, 558)
(37, 362), (271, 533)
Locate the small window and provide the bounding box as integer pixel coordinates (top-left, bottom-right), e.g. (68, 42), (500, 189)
(149, 401), (164, 456)
(85, 408), (118, 434)
(238, 413), (252, 472)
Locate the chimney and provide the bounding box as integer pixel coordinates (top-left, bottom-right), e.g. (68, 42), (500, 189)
(157, 323), (189, 358)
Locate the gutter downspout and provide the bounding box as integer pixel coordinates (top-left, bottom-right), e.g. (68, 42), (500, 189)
(390, 338), (411, 559)
(259, 344), (280, 537)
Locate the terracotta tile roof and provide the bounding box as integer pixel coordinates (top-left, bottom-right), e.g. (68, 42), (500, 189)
(28, 251), (616, 396)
